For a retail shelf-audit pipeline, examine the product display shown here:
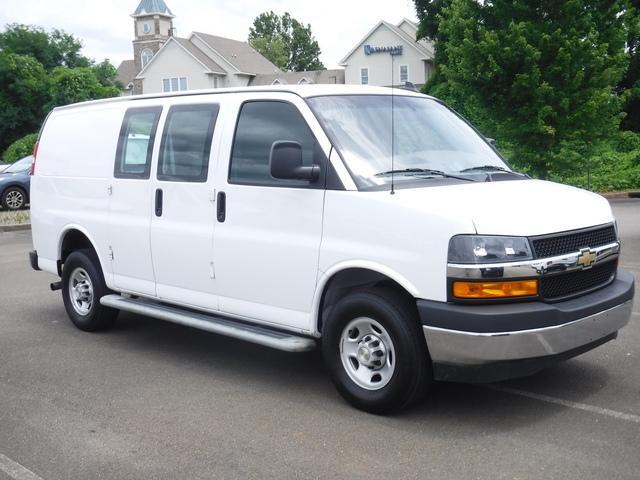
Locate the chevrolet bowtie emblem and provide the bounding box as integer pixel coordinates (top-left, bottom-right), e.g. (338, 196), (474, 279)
(577, 248), (597, 269)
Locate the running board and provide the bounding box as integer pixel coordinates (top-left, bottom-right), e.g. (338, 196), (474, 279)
(100, 294), (316, 352)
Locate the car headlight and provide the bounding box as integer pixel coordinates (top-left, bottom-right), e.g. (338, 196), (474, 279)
(448, 235), (533, 264)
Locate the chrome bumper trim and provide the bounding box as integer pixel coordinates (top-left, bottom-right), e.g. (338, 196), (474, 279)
(447, 242), (619, 279)
(423, 299), (633, 365)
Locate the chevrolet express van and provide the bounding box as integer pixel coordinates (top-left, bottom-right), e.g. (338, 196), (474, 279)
(29, 85), (634, 413)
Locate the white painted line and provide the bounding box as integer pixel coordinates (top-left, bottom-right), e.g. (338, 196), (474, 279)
(0, 453), (43, 480)
(487, 385), (640, 424)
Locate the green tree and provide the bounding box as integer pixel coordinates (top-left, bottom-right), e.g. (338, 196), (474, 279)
(424, 0), (629, 179)
(0, 52), (50, 153)
(0, 24), (90, 70)
(619, 0), (640, 131)
(47, 66), (120, 109)
(249, 12), (324, 71)
(91, 59), (121, 89)
(415, 0), (450, 41)
(0, 24), (120, 152)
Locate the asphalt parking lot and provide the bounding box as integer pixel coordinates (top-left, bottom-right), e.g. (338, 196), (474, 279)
(0, 198), (638, 480)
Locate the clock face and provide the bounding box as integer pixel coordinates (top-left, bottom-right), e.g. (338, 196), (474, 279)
(143, 23), (151, 34)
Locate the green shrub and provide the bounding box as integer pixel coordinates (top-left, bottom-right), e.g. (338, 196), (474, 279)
(548, 132), (640, 192)
(2, 133), (38, 163)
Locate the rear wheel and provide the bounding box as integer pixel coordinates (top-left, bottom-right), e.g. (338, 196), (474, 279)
(61, 249), (118, 331)
(322, 288), (432, 414)
(1, 187), (26, 210)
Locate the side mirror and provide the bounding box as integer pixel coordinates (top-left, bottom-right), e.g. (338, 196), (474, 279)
(269, 141), (320, 181)
(486, 137), (497, 147)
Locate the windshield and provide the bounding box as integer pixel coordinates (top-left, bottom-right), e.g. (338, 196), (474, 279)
(307, 95), (510, 189)
(3, 156), (32, 174)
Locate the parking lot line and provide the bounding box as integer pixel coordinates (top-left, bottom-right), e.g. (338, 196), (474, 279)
(0, 453), (43, 480)
(486, 385), (640, 424)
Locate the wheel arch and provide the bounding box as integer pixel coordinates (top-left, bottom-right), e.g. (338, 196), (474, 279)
(57, 225), (105, 277)
(312, 262), (419, 336)
(1, 183), (29, 201)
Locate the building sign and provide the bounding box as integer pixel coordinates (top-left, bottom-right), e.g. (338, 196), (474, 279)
(364, 44), (403, 56)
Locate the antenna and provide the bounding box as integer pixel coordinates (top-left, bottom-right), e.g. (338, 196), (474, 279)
(390, 52), (395, 195)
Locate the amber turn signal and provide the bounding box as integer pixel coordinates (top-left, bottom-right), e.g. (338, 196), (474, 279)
(453, 279), (538, 299)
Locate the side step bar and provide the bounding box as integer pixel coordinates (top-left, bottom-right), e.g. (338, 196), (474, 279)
(100, 294), (316, 352)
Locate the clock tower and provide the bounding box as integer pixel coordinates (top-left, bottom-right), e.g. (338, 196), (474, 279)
(131, 0), (175, 94)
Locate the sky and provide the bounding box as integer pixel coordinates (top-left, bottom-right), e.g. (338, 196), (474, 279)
(0, 0), (417, 69)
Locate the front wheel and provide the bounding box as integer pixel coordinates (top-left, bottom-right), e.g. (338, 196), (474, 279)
(322, 288), (432, 414)
(61, 249), (118, 331)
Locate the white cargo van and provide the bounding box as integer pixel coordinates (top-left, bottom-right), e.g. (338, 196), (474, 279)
(29, 85), (634, 413)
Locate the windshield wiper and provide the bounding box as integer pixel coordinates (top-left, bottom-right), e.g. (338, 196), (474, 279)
(375, 168), (476, 182)
(459, 165), (511, 173)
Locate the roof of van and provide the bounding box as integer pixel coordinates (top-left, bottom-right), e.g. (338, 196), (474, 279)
(52, 85), (428, 111)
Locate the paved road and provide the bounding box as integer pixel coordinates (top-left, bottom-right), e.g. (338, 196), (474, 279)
(0, 199), (639, 480)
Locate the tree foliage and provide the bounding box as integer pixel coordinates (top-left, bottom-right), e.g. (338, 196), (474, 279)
(249, 12), (324, 71)
(619, 0), (640, 131)
(0, 24), (90, 70)
(422, 0), (630, 179)
(0, 24), (119, 154)
(3, 133), (38, 163)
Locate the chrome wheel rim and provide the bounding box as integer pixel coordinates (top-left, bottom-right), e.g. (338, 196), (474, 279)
(68, 267), (93, 316)
(340, 317), (396, 390)
(6, 190), (23, 209)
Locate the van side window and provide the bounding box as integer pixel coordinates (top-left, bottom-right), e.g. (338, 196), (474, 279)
(229, 101), (316, 186)
(114, 107), (162, 179)
(158, 104), (219, 182)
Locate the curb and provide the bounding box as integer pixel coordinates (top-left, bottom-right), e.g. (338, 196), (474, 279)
(0, 223), (31, 232)
(600, 191), (640, 199)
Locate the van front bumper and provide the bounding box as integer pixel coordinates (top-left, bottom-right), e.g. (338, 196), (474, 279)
(419, 269), (635, 383)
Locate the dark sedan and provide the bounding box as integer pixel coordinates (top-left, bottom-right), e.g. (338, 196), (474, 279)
(0, 156), (32, 210)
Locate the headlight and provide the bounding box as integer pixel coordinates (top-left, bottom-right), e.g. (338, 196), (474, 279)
(448, 235), (533, 264)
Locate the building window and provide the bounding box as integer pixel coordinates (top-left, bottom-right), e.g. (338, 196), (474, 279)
(400, 65), (409, 84)
(162, 77), (188, 92)
(360, 67), (369, 85)
(141, 48), (154, 68)
(143, 23), (151, 34)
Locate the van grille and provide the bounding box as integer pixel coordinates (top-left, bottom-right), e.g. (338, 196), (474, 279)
(531, 225), (617, 258)
(540, 260), (617, 300)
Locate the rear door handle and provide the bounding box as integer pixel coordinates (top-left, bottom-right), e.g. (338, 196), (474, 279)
(155, 188), (163, 217)
(217, 191), (226, 222)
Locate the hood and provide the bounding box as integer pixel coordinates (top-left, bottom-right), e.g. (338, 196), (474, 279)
(388, 179), (613, 236)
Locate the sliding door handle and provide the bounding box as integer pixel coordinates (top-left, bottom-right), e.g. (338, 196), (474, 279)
(217, 191), (226, 222)
(155, 188), (163, 217)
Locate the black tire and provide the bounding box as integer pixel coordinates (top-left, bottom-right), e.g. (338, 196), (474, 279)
(322, 288), (432, 414)
(61, 249), (118, 331)
(1, 186), (27, 210)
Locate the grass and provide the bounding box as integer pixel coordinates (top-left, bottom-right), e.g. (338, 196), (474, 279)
(0, 209), (30, 226)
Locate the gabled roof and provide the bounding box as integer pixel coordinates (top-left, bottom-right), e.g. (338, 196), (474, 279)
(135, 37), (226, 79)
(339, 19), (434, 66)
(132, 0), (174, 18)
(192, 32), (280, 75)
(173, 38), (226, 75)
(250, 69), (345, 86)
(116, 59), (136, 88)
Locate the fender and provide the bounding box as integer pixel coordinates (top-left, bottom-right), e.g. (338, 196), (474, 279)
(57, 223), (109, 277)
(310, 260), (420, 336)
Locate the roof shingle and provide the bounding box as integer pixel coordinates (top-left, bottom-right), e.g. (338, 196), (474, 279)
(193, 32), (280, 75)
